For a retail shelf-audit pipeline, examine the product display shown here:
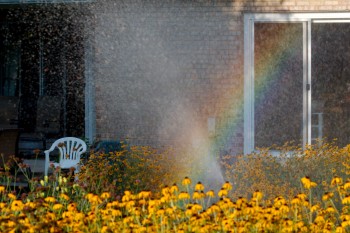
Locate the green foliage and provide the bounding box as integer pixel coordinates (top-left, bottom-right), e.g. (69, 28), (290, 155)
(222, 141), (350, 202)
(78, 142), (178, 196)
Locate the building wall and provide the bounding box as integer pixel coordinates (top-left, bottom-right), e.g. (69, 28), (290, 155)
(92, 0), (350, 155)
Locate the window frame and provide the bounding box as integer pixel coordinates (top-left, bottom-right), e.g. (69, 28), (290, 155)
(243, 13), (350, 154)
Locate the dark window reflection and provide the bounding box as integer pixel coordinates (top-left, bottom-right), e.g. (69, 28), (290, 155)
(0, 6), (86, 157)
(312, 23), (350, 147)
(254, 23), (303, 148)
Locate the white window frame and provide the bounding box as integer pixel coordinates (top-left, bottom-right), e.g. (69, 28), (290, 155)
(244, 13), (350, 154)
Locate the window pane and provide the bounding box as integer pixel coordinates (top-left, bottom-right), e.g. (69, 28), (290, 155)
(254, 23), (303, 148)
(0, 23), (20, 97)
(312, 23), (350, 147)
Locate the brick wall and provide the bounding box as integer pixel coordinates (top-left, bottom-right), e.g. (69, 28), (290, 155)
(92, 0), (350, 156)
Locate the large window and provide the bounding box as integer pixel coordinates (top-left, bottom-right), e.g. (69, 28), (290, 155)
(0, 7), (87, 157)
(244, 13), (350, 154)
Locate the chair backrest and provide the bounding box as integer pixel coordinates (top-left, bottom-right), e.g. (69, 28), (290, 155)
(45, 137), (87, 169)
(36, 96), (62, 135)
(0, 96), (19, 128)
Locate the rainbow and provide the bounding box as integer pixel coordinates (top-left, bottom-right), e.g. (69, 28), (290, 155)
(212, 23), (303, 154)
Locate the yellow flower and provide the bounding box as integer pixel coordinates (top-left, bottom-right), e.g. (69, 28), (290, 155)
(322, 192), (334, 201)
(125, 200), (135, 209)
(8, 193), (16, 200)
(192, 191), (202, 200)
(0, 186), (5, 193)
(161, 186), (170, 196)
(236, 197), (247, 208)
(311, 204), (320, 212)
(325, 206), (336, 214)
(59, 193), (70, 201)
(342, 195), (350, 205)
(53, 203), (63, 211)
(0, 202), (6, 209)
(138, 190), (151, 199)
(280, 204), (289, 214)
(156, 208), (165, 216)
(185, 208), (193, 217)
(7, 220), (16, 228)
(274, 196), (286, 207)
(341, 220), (350, 228)
(222, 181), (232, 190)
(100, 192), (111, 199)
(344, 182), (350, 190)
(110, 209), (122, 217)
(85, 193), (94, 200)
(253, 190), (263, 201)
(170, 184), (179, 194)
(297, 193), (307, 200)
(90, 195), (102, 204)
(45, 196), (56, 203)
(191, 203), (202, 212)
(207, 204), (221, 215)
(218, 188), (228, 197)
(25, 201), (36, 209)
(206, 190), (215, 198)
(301, 177), (317, 189)
(101, 226), (109, 233)
(195, 182), (205, 191)
(336, 226), (346, 233)
(11, 200), (24, 211)
(291, 196), (301, 205)
(165, 207), (175, 216)
(182, 177), (191, 186)
(314, 215), (325, 224)
(331, 176), (343, 186)
(67, 203), (77, 211)
(106, 201), (119, 209)
(178, 191), (190, 200)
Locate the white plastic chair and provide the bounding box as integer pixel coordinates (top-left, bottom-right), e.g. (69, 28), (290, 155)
(44, 137), (87, 177)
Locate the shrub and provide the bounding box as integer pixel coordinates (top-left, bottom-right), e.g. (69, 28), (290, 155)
(77, 142), (181, 196)
(222, 141), (350, 203)
(1, 141), (350, 232)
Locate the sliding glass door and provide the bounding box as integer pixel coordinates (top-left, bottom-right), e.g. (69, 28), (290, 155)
(312, 23), (350, 147)
(244, 13), (350, 153)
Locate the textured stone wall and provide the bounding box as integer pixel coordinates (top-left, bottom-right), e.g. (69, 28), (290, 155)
(92, 0), (350, 156)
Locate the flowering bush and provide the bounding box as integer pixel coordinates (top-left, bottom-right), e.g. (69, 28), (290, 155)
(222, 141), (350, 202)
(77, 143), (184, 196)
(1, 174), (350, 232)
(1, 142), (350, 232)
